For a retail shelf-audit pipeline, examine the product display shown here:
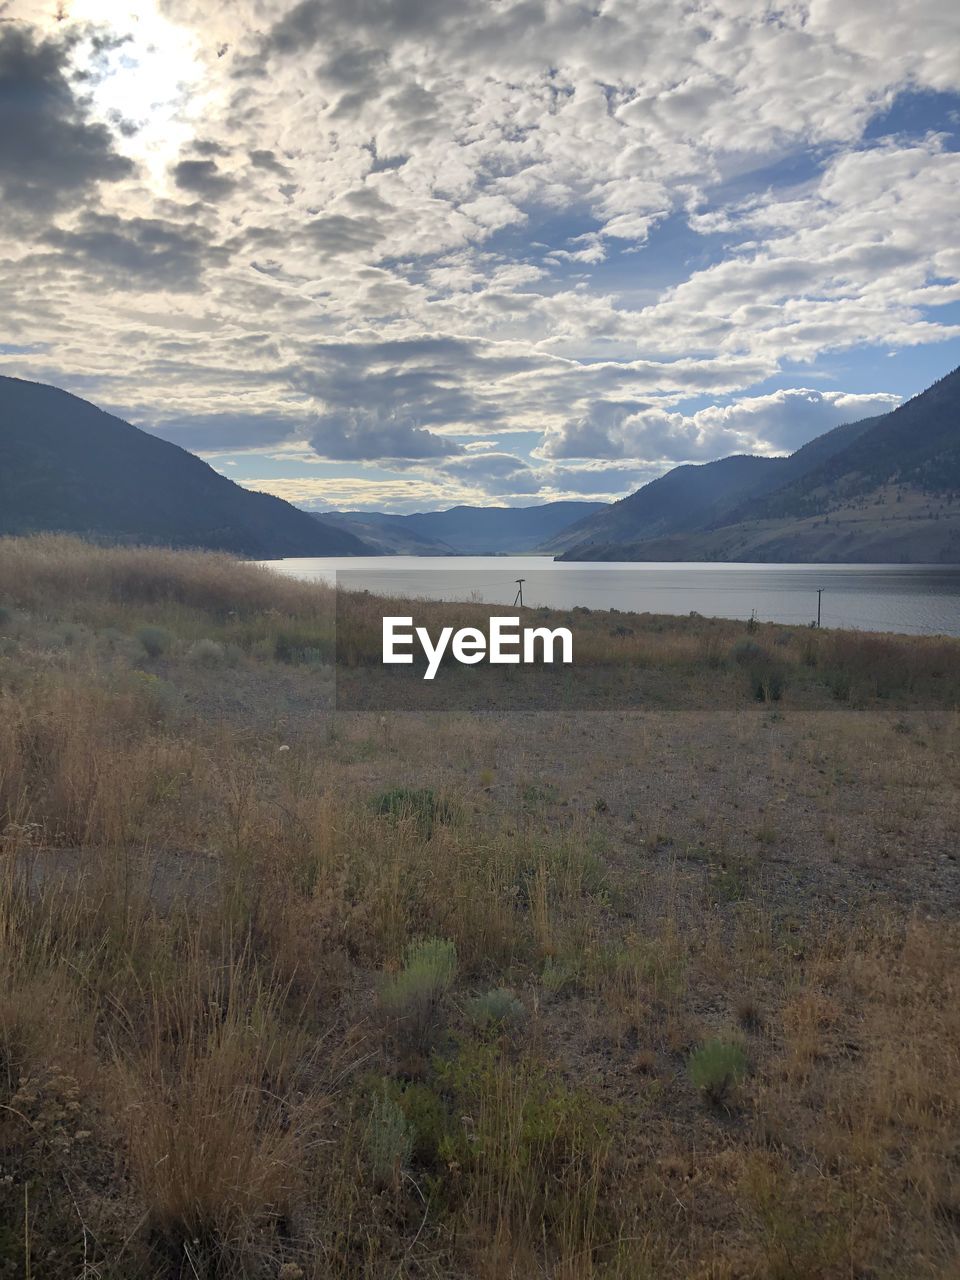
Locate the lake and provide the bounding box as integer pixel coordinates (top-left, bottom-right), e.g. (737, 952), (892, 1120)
(261, 556), (960, 638)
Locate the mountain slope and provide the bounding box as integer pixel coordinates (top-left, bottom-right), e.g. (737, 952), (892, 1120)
(741, 367), (960, 522)
(552, 411), (882, 558)
(559, 369), (960, 563)
(322, 501), (605, 554)
(313, 511), (457, 555)
(543, 455), (781, 555)
(0, 377), (370, 557)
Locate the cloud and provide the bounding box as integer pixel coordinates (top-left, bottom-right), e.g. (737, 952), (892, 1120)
(678, 388), (903, 453)
(541, 388), (904, 461)
(249, 148), (292, 176)
(285, 335), (540, 460)
(0, 24), (134, 213)
(307, 408), (465, 460)
(633, 141), (960, 363)
(172, 157), (237, 200)
(260, 0), (456, 57)
(540, 400), (653, 460)
(1, 0), (958, 510)
(441, 450), (540, 494)
(304, 213), (384, 257)
(39, 211), (230, 291)
(237, 474), (479, 513)
(146, 411), (299, 452)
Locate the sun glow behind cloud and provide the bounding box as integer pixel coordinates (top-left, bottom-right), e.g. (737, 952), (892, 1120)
(23, 0), (207, 181)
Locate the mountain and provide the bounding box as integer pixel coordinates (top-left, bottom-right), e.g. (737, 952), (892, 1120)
(313, 511), (457, 555)
(543, 455), (782, 555)
(320, 501), (605, 555)
(0, 377), (371, 557)
(740, 368), (960, 520)
(558, 368), (960, 563)
(548, 413), (879, 556)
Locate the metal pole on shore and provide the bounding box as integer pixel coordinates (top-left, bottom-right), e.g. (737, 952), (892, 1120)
(817, 588), (823, 628)
(514, 578), (525, 608)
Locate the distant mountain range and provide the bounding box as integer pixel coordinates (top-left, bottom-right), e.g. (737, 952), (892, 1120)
(552, 367), (960, 563)
(3, 368), (956, 565)
(318, 501), (605, 554)
(0, 377), (370, 557)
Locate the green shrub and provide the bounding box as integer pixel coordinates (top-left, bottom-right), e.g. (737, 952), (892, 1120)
(430, 1040), (612, 1236)
(137, 624), (172, 658)
(732, 639), (764, 665)
(801, 632), (820, 666)
(373, 786), (449, 838)
(131, 670), (182, 723)
(688, 1038), (747, 1105)
(391, 1081), (450, 1167)
(380, 937), (458, 1052)
(188, 638), (225, 667)
(541, 954), (581, 996)
(701, 634), (727, 669)
(0, 604), (13, 627)
(751, 660), (787, 702)
(465, 987), (525, 1035)
(733, 641), (788, 701)
(363, 1084), (412, 1189)
(828, 668), (852, 701)
(273, 632), (334, 665)
(828, 632), (913, 698)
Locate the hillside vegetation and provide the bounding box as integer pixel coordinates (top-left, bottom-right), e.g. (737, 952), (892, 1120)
(0, 537), (958, 1278)
(0, 377), (370, 557)
(558, 367), (960, 562)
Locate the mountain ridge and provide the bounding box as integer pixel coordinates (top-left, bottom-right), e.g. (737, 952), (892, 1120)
(0, 376), (371, 558)
(320, 501), (605, 554)
(557, 368), (960, 563)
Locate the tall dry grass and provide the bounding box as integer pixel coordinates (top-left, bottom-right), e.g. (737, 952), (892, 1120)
(0, 536), (958, 1278)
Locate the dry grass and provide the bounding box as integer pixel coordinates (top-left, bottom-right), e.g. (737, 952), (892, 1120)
(0, 536), (958, 1278)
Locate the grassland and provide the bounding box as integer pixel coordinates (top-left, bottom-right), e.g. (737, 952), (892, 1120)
(0, 535), (958, 1279)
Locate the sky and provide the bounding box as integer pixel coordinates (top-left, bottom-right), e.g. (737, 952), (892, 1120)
(1, 0), (959, 514)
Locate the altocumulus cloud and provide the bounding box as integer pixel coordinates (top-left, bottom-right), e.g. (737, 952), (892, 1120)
(39, 212), (231, 292)
(0, 0), (958, 509)
(0, 24), (134, 214)
(172, 157), (238, 201)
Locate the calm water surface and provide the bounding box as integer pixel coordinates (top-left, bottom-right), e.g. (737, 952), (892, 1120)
(261, 556), (960, 638)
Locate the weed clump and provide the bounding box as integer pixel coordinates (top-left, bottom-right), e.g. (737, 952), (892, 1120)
(373, 786), (450, 838)
(380, 937), (458, 1053)
(364, 1085), (412, 1189)
(754, 662), (787, 702)
(429, 1040), (613, 1241)
(732, 639), (764, 665)
(188, 638), (225, 666)
(688, 1038), (747, 1105)
(731, 640), (788, 701)
(828, 668), (853, 701)
(541, 954), (581, 996)
(273, 631), (334, 665)
(465, 987), (525, 1035)
(137, 624), (172, 658)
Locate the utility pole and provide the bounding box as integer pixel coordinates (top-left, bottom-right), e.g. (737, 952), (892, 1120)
(514, 578), (525, 608)
(817, 587), (823, 628)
